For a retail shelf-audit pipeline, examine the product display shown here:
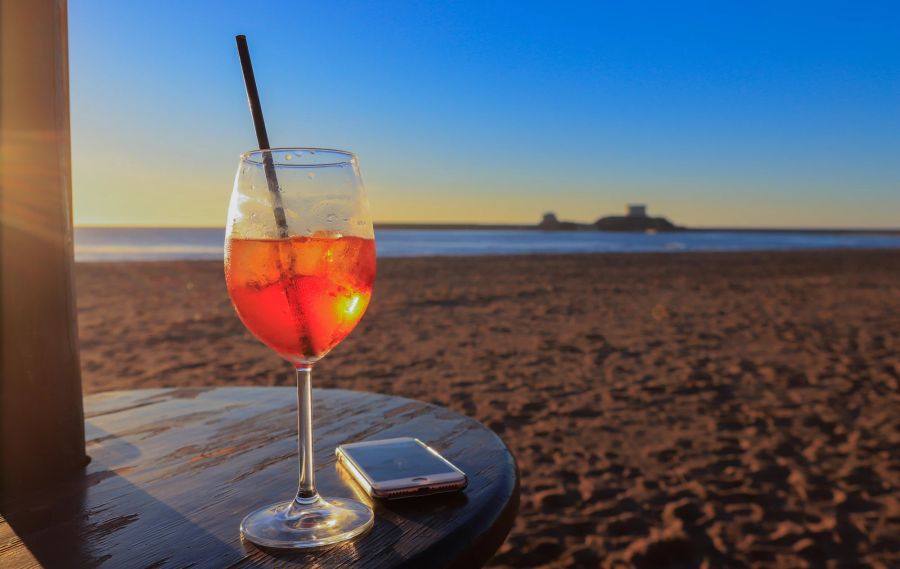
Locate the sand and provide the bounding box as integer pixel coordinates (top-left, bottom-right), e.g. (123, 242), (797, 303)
(76, 249), (900, 568)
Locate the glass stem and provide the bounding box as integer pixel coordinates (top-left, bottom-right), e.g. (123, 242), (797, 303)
(294, 365), (318, 504)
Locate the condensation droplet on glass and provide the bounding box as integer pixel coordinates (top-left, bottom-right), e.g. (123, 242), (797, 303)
(326, 214), (337, 223)
(342, 218), (349, 222)
(250, 212), (257, 220)
(307, 172), (316, 180)
(285, 153), (293, 161)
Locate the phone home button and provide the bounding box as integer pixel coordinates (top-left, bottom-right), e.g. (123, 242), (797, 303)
(412, 477), (428, 483)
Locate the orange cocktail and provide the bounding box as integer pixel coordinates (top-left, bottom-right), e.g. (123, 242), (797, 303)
(225, 235), (376, 363)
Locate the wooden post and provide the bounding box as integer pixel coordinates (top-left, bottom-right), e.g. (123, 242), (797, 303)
(0, 0), (88, 493)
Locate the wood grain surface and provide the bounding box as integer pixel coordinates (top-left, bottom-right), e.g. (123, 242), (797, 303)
(0, 387), (519, 568)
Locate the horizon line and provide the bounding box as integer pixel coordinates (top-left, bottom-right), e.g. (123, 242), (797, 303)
(74, 222), (900, 233)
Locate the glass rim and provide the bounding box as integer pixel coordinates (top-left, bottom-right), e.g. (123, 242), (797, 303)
(240, 147), (357, 167)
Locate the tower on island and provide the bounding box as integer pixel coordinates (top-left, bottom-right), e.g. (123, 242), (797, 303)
(627, 204), (647, 218)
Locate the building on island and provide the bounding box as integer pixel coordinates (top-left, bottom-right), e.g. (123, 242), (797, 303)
(594, 203), (680, 232)
(627, 204), (647, 218)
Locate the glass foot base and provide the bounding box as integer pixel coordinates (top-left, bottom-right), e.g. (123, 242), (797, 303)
(240, 496), (374, 549)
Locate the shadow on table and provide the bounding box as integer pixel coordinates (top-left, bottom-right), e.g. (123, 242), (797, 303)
(1, 424), (236, 568)
(381, 480), (518, 569)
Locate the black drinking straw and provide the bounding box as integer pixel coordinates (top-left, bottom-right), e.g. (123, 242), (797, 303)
(235, 35), (289, 238)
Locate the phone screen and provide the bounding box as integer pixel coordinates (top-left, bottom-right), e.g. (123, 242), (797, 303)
(343, 439), (459, 482)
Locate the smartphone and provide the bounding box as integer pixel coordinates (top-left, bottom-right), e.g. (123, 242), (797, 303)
(335, 437), (468, 499)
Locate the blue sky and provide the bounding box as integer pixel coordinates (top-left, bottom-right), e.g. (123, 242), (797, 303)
(69, 1), (899, 227)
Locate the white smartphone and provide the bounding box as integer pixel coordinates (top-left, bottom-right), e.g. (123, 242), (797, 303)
(335, 437), (468, 499)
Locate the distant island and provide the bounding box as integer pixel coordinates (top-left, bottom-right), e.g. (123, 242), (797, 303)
(538, 204), (681, 232)
(375, 204), (682, 233)
(373, 205), (899, 235)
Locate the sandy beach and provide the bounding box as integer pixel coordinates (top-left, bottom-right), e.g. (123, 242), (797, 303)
(75, 249), (900, 568)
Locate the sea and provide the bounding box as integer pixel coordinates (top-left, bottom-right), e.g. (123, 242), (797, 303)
(73, 227), (900, 262)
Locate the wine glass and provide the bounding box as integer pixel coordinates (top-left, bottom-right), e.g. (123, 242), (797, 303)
(225, 148), (376, 548)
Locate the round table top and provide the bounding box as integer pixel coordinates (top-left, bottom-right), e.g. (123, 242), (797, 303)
(0, 387), (519, 569)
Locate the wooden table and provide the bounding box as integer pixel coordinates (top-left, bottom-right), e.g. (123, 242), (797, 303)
(0, 388), (519, 568)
